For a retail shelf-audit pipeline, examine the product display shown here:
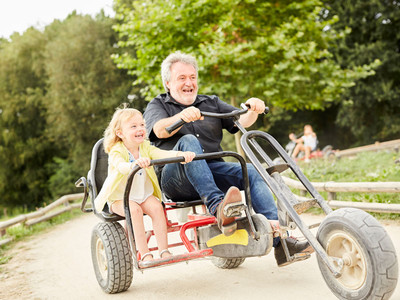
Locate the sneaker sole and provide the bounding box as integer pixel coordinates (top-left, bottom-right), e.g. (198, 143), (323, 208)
(223, 202), (245, 217)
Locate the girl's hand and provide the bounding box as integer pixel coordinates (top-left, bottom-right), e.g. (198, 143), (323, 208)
(180, 151), (196, 164)
(134, 157), (151, 169)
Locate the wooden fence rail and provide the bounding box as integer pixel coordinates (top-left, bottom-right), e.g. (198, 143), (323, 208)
(282, 176), (400, 213)
(0, 193), (83, 246)
(1, 176), (400, 247)
(335, 139), (400, 158)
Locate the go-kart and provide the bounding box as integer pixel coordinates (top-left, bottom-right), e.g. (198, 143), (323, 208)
(274, 133), (335, 164)
(76, 104), (398, 299)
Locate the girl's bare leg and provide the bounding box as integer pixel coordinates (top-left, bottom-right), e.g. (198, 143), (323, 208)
(141, 196), (172, 258)
(292, 143), (304, 159)
(111, 200), (152, 261)
(304, 146), (311, 160)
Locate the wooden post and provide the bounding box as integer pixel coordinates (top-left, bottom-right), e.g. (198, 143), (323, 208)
(327, 192), (336, 201)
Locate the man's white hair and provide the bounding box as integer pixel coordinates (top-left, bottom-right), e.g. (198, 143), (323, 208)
(161, 51), (198, 92)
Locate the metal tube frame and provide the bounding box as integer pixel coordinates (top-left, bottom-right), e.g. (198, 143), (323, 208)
(123, 151), (258, 270)
(239, 129), (339, 277)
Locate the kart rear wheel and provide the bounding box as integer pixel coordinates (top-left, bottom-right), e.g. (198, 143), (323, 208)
(322, 145), (333, 154)
(91, 222), (133, 293)
(316, 208), (398, 300)
(324, 150), (337, 160)
(212, 257), (246, 269)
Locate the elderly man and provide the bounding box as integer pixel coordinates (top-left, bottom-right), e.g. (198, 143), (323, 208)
(143, 51), (311, 266)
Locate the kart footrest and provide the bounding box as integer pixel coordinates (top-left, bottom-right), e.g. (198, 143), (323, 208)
(293, 199), (317, 214)
(280, 244), (314, 267)
(291, 252), (312, 263)
(138, 248), (213, 269)
(266, 163), (289, 175)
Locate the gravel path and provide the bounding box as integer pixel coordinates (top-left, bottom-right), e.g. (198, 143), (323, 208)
(1, 212), (399, 300)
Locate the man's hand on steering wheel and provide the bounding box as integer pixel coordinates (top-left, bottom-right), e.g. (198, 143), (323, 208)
(179, 106), (204, 123)
(245, 97), (266, 115)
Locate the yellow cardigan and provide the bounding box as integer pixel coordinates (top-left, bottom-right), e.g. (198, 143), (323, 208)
(94, 140), (180, 212)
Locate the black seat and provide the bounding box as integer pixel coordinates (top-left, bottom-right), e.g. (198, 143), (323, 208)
(88, 139), (205, 221)
(89, 138), (124, 222)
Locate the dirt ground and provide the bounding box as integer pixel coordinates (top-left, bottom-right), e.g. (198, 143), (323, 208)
(1, 211), (399, 300)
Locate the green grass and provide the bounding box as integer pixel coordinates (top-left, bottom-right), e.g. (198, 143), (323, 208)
(285, 150), (400, 220)
(296, 151), (400, 183)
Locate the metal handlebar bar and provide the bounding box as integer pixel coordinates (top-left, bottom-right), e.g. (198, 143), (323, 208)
(165, 103), (269, 134)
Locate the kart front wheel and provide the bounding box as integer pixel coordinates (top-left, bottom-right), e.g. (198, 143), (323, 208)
(316, 208), (398, 300)
(91, 222), (133, 293)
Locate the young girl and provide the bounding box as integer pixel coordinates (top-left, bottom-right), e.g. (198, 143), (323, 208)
(94, 104), (195, 261)
(290, 124), (317, 163)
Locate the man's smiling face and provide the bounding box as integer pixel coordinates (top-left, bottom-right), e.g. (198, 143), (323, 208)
(166, 61), (198, 106)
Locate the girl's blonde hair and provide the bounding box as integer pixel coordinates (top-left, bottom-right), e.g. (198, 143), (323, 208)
(103, 103), (143, 153)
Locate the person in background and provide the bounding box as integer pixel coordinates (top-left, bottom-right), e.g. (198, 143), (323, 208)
(94, 104), (195, 261)
(290, 124), (317, 163)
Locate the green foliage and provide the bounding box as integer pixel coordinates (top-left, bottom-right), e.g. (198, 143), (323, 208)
(43, 14), (135, 178)
(46, 158), (82, 199)
(0, 13), (139, 210)
(0, 252), (11, 265)
(322, 0), (400, 144)
(0, 29), (55, 209)
(113, 0), (375, 111)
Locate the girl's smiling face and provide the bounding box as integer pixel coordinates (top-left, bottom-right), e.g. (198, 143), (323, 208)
(117, 114), (146, 146)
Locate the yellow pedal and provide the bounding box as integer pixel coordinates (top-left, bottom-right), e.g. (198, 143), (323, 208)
(206, 229), (249, 247)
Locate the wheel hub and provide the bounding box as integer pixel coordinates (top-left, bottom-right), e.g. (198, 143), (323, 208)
(326, 231), (367, 290)
(96, 237), (108, 280)
(342, 252), (357, 267)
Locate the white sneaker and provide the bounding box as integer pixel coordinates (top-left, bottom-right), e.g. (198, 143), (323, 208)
(304, 158), (311, 163)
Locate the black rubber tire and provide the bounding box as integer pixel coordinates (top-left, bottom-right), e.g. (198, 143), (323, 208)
(316, 208), (398, 300)
(211, 257), (246, 269)
(324, 150), (337, 160)
(91, 222), (133, 293)
(322, 145), (334, 154)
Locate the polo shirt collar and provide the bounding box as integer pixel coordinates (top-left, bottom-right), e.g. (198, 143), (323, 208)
(164, 93), (206, 106)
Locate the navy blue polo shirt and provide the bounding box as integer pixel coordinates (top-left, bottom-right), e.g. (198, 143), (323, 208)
(144, 93), (239, 153)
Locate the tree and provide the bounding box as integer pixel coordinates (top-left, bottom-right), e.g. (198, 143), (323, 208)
(113, 0), (376, 113)
(322, 0), (400, 144)
(0, 29), (55, 209)
(0, 13), (140, 210)
(43, 12), (138, 197)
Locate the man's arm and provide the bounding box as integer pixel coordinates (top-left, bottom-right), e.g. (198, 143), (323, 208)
(153, 114), (185, 139)
(238, 97), (266, 128)
(153, 106), (204, 139)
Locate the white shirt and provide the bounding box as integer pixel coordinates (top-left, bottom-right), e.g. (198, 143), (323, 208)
(302, 134), (317, 150)
(128, 152), (154, 204)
